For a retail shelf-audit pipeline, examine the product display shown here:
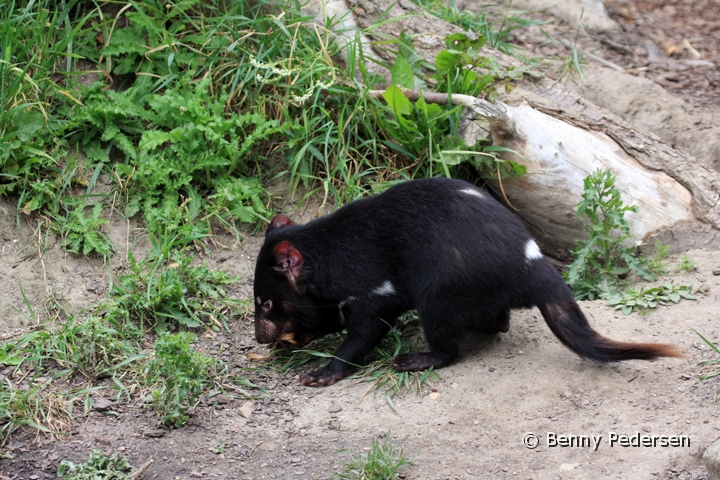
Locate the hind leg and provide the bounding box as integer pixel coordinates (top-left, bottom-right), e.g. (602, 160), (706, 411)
(393, 302), (460, 372)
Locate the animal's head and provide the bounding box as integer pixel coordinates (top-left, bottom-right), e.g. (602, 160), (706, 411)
(253, 215), (322, 347)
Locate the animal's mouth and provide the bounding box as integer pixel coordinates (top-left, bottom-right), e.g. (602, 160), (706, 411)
(272, 331), (318, 349)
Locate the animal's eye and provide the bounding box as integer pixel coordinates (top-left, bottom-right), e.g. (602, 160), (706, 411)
(262, 299), (272, 310)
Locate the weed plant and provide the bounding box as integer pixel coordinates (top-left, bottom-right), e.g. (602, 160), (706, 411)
(378, 33), (528, 181)
(57, 449), (135, 479)
(679, 255), (696, 273)
(50, 201), (115, 258)
(565, 169), (655, 300)
(111, 249), (244, 333)
(144, 332), (228, 428)
(565, 169), (695, 314)
(604, 283), (696, 316)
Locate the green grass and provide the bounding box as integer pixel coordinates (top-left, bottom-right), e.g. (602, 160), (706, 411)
(334, 435), (413, 480)
(0, 379), (76, 445)
(695, 331), (720, 380)
(3, 0), (530, 243)
(415, 0), (542, 56)
(0, 235), (260, 437)
(110, 248), (245, 334)
(267, 314), (437, 408)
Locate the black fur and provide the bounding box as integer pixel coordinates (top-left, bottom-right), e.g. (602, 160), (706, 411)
(253, 178), (681, 387)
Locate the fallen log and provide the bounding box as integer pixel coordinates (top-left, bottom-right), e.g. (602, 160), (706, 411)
(311, 0), (720, 256)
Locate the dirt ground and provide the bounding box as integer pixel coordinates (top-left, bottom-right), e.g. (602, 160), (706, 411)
(2, 0), (720, 478)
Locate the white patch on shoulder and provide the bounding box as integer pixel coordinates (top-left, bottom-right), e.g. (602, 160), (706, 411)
(524, 239), (543, 263)
(459, 188), (485, 199)
(371, 281), (395, 296)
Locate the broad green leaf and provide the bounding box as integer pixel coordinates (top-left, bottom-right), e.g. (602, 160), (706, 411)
(382, 85), (416, 135)
(435, 50), (461, 76)
(391, 54), (415, 89)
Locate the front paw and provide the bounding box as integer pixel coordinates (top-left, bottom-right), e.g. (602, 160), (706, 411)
(299, 367), (346, 387)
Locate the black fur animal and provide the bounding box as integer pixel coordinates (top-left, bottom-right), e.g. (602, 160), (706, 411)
(253, 178), (681, 387)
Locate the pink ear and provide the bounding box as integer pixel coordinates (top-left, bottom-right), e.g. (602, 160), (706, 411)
(272, 240), (303, 288)
(268, 215), (294, 233)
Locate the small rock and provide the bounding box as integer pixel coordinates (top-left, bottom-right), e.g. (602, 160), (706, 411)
(328, 404), (342, 413)
(238, 401), (255, 418)
(94, 397), (113, 412)
(143, 428), (167, 438)
(214, 394), (231, 404)
(85, 280), (104, 295)
(94, 435), (111, 444)
(703, 439), (720, 480)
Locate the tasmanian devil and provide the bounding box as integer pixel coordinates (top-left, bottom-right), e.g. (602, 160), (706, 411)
(253, 177), (682, 387)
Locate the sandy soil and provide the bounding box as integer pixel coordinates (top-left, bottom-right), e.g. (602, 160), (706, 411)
(2, 0), (720, 479)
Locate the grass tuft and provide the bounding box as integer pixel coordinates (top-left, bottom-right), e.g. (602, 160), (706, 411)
(334, 434), (413, 480)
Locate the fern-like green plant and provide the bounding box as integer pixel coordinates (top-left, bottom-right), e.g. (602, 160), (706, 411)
(50, 202), (115, 258)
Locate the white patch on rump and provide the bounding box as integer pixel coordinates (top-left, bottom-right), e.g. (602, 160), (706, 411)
(459, 188), (485, 199)
(524, 239), (543, 262)
(371, 281), (396, 296)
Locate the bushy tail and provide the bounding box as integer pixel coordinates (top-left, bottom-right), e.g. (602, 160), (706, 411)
(537, 286), (683, 362)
